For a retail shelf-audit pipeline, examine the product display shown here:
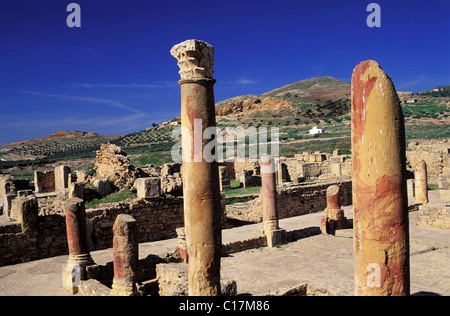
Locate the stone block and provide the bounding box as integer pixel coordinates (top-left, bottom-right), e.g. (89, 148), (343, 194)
(265, 228), (286, 248)
(438, 173), (450, 190)
(62, 263), (81, 295)
(136, 177), (160, 199)
(331, 162), (342, 176)
(69, 182), (85, 199)
(156, 263), (237, 296)
(93, 179), (111, 197)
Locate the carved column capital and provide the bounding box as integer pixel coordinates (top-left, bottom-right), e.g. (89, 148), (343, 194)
(170, 39), (214, 80)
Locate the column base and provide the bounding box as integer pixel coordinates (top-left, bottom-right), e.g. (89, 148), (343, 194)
(111, 281), (139, 296)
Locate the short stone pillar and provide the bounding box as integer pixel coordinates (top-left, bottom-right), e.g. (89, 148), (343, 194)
(331, 162), (342, 176)
(414, 160), (429, 205)
(111, 214), (139, 296)
(219, 166), (231, 191)
(351, 60), (410, 296)
(171, 39), (222, 296)
(3, 194), (17, 217)
(136, 177), (160, 199)
(63, 197), (94, 294)
(260, 156), (285, 247)
(55, 165), (71, 192)
(10, 195), (39, 233)
(69, 182), (85, 199)
(321, 185), (347, 234)
(240, 170), (253, 188)
(407, 179), (415, 198)
(176, 227), (188, 263)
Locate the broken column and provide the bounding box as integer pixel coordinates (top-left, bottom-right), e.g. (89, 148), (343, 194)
(111, 214), (139, 296)
(63, 197), (94, 294)
(414, 160), (429, 205)
(260, 156), (285, 247)
(171, 39), (222, 296)
(321, 185), (347, 234)
(351, 60), (410, 296)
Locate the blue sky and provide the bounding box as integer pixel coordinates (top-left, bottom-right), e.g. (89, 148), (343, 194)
(0, 0), (448, 145)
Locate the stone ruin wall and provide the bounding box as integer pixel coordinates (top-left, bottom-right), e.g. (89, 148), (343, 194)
(406, 145), (449, 183)
(1, 197), (206, 267)
(227, 179), (352, 223)
(34, 170), (55, 193)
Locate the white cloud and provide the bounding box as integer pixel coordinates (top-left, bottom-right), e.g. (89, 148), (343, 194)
(236, 77), (259, 85)
(76, 82), (177, 89)
(21, 91), (142, 114)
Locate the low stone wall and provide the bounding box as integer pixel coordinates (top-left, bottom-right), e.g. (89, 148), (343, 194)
(227, 179), (352, 223)
(417, 204), (450, 230)
(0, 215), (68, 267)
(87, 198), (185, 250)
(0, 196), (227, 267)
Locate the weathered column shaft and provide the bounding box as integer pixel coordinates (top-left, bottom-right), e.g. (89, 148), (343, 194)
(64, 197), (93, 276)
(261, 156), (278, 223)
(351, 60), (410, 296)
(171, 39), (222, 296)
(260, 156), (285, 247)
(111, 214), (139, 296)
(414, 160), (428, 204)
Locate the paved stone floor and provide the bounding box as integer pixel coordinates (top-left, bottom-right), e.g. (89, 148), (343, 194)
(0, 191), (449, 296)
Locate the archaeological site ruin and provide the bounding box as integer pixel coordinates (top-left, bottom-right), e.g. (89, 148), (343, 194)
(0, 39), (449, 298)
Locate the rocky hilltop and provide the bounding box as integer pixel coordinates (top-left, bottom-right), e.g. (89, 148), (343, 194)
(216, 97), (292, 116)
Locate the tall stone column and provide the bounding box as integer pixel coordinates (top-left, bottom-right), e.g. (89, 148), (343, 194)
(414, 160), (429, 204)
(111, 214), (139, 296)
(351, 60), (410, 296)
(171, 39), (222, 296)
(260, 156), (285, 247)
(63, 198), (94, 280)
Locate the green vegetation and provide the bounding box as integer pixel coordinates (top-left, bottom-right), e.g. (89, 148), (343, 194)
(428, 184), (439, 191)
(417, 85), (450, 97)
(85, 189), (136, 209)
(222, 179), (261, 197)
(130, 151), (174, 166)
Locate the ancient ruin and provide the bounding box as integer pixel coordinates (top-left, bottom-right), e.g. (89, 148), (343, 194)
(0, 40), (449, 298)
(414, 160), (429, 204)
(351, 60), (410, 296)
(94, 143), (142, 190)
(111, 214), (139, 296)
(62, 198), (95, 293)
(260, 156), (286, 247)
(171, 39), (222, 296)
(321, 185), (348, 234)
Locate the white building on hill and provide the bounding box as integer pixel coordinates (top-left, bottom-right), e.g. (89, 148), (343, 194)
(309, 126), (326, 135)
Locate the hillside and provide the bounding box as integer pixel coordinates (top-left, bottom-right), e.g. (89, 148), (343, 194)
(263, 76), (351, 102)
(0, 78), (448, 174)
(0, 131), (121, 164)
